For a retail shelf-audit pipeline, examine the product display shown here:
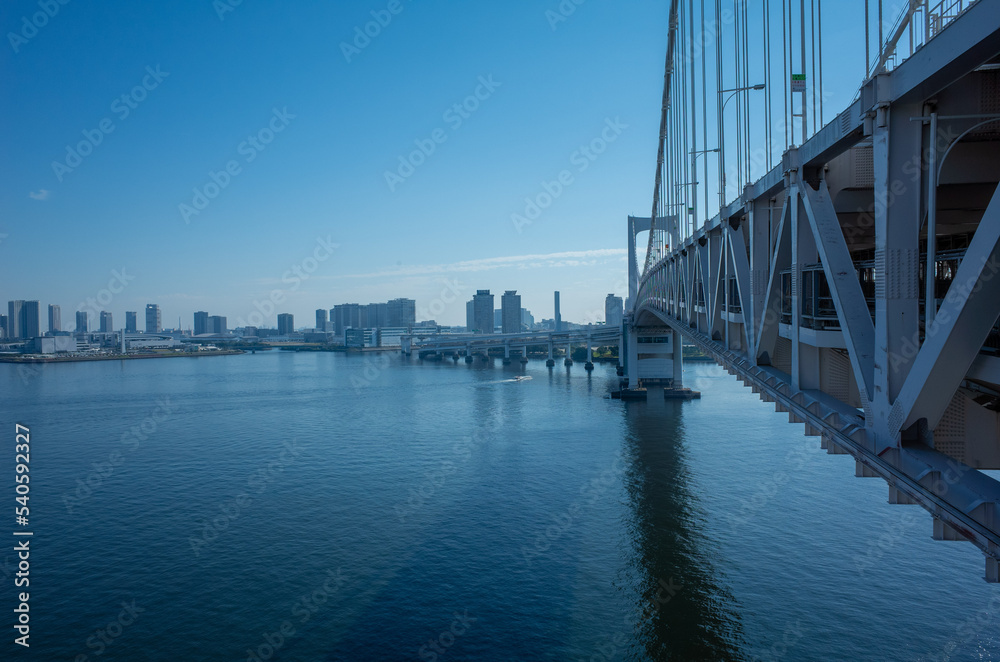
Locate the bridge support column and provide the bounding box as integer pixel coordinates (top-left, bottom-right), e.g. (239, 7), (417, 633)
(871, 93), (923, 449)
(464, 343), (473, 363)
(626, 325), (638, 387)
(503, 344), (511, 365)
(585, 335), (594, 371)
(564, 342), (573, 366)
(546, 341), (555, 367)
(617, 329), (624, 375)
(672, 328), (682, 387)
(519, 347), (528, 363)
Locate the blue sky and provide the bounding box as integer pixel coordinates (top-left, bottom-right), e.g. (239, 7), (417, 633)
(1, 0), (886, 328)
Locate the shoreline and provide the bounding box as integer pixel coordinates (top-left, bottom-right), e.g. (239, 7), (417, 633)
(0, 350), (245, 364)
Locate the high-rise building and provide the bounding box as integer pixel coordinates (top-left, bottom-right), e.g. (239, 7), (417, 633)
(0, 314), (7, 339)
(386, 298), (416, 327)
(316, 309), (328, 330)
(100, 311), (113, 333)
(554, 291), (562, 331)
(76, 310), (89, 333)
(7, 301), (23, 339)
(466, 300), (474, 331)
(472, 290), (494, 334)
(209, 315), (227, 334)
(366, 302), (388, 329)
(501, 291), (521, 333)
(21, 301), (40, 339)
(48, 304), (61, 334)
(605, 294), (624, 327)
(194, 311), (209, 335)
(277, 313), (294, 335)
(125, 311), (138, 333)
(145, 304), (161, 333)
(332, 304), (362, 334)
(521, 308), (534, 328)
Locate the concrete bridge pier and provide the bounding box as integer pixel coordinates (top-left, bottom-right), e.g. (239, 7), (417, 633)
(626, 326), (638, 387)
(564, 342), (573, 366)
(585, 334), (594, 371)
(613, 324), (646, 399)
(519, 346), (528, 363)
(503, 344), (512, 365)
(617, 330), (624, 376)
(546, 341), (555, 367)
(464, 343), (473, 363)
(672, 329), (682, 385)
(663, 329), (700, 399)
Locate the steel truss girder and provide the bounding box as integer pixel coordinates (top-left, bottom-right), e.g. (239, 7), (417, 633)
(635, 304), (1000, 583)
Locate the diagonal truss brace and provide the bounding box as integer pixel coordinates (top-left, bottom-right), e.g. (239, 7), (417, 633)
(893, 183), (1000, 434)
(800, 181), (876, 404)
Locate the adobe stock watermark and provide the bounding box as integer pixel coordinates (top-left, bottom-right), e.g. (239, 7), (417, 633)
(854, 457), (971, 576)
(888, 253), (1000, 374)
(233, 234), (338, 329)
(393, 426), (492, 522)
(179, 107), (295, 224)
(677, 5), (737, 66)
(188, 440), (303, 557)
(245, 567), (347, 662)
(521, 451), (626, 566)
(579, 276), (628, 326)
(16, 362), (45, 387)
(545, 0), (586, 31)
(919, 594), (1000, 662)
(384, 75), (501, 192)
(7, 0), (71, 54)
(340, 0), (412, 63)
(76, 268), (135, 328)
(417, 611), (475, 661)
(212, 0), (243, 21)
(74, 600), (145, 661)
(416, 278), (465, 322)
(853, 508), (920, 576)
(749, 620), (805, 662)
(351, 352), (392, 393)
(63, 397), (175, 514)
(393, 414), (499, 521)
(843, 121), (961, 249)
(581, 576), (682, 661)
(718, 443), (809, 534)
(52, 65), (170, 182)
(511, 117), (627, 233)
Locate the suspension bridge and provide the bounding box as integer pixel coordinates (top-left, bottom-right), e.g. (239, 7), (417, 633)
(625, 0), (1000, 581)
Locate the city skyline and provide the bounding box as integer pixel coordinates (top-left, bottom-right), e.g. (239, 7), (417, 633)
(1, 3), (872, 326)
(0, 253), (627, 328)
(2, 285), (615, 337)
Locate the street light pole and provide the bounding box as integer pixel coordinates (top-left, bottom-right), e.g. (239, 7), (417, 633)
(718, 83), (765, 210)
(690, 148), (719, 233)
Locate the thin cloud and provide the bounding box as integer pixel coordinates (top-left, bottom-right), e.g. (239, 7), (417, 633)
(335, 249), (626, 279)
(29, 189), (50, 201)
